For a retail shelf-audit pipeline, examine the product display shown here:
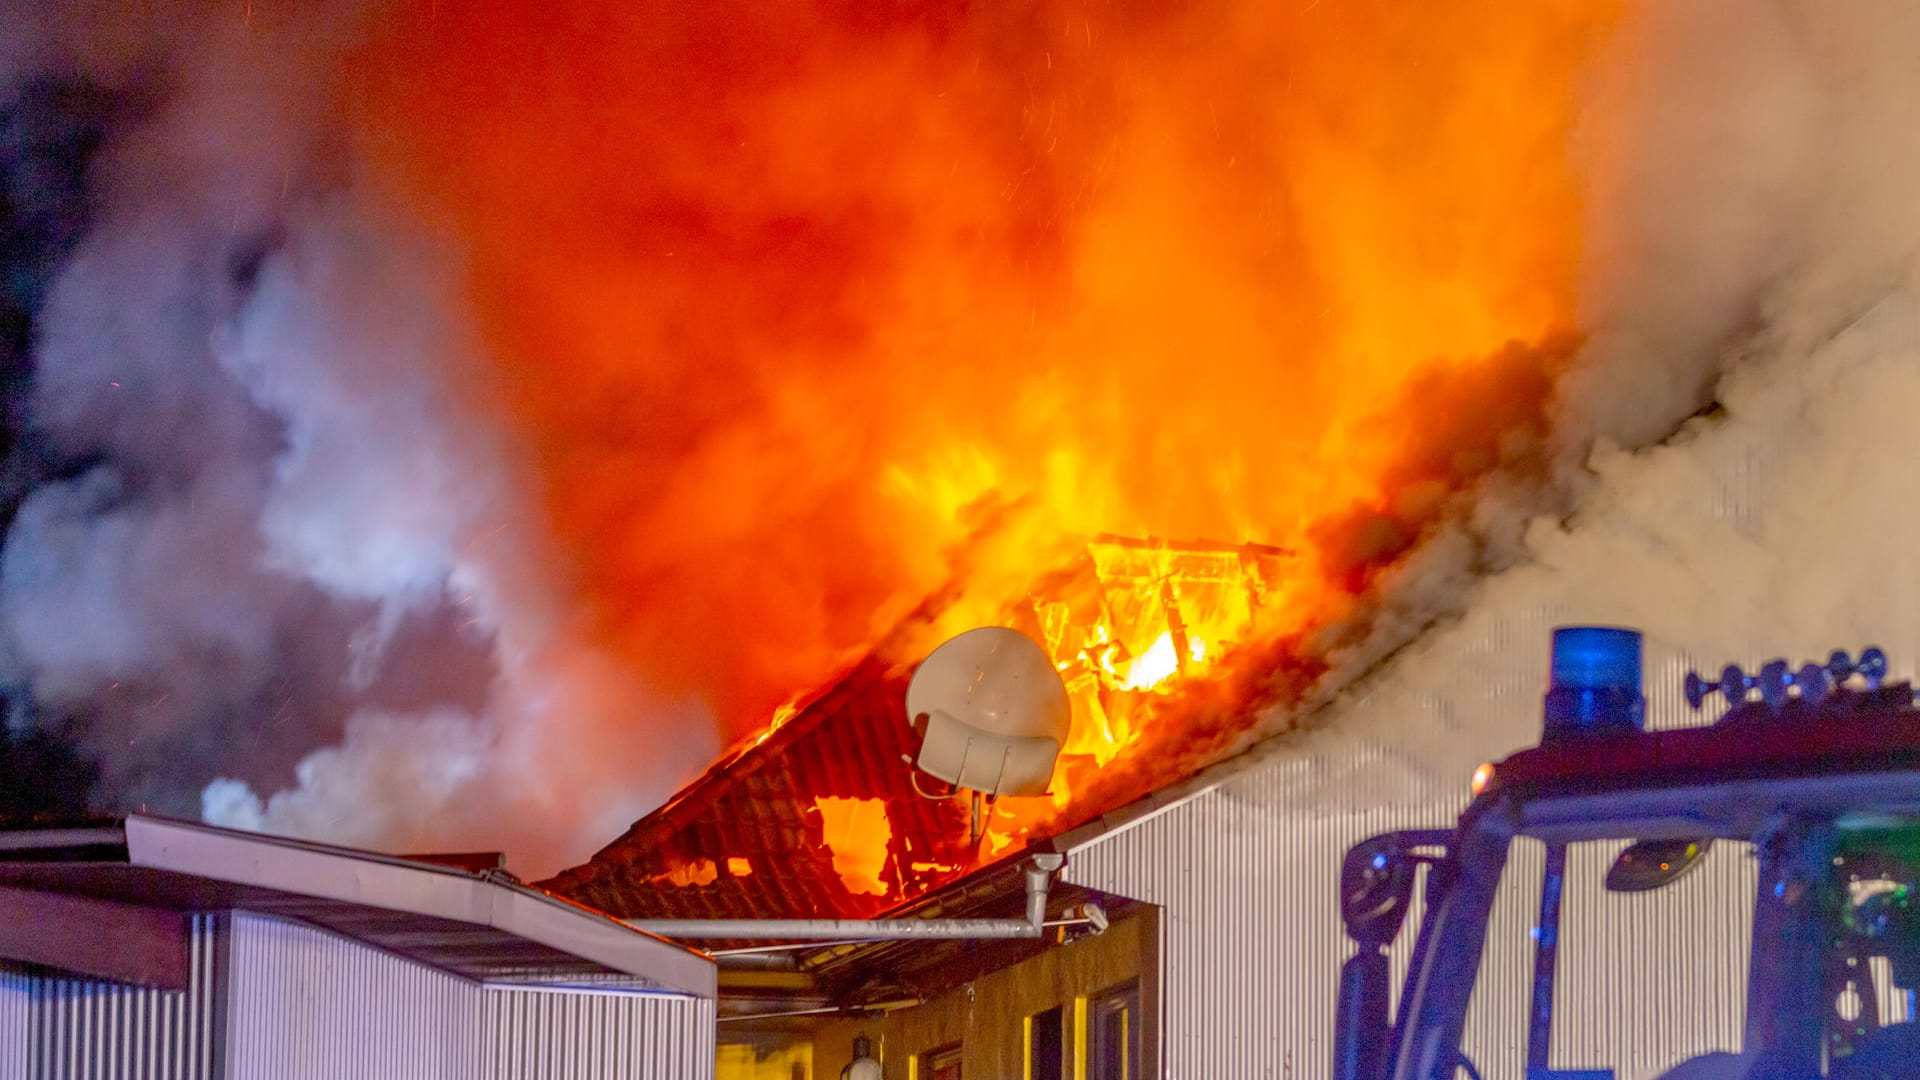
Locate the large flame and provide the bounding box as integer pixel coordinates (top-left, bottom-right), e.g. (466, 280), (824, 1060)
(814, 796), (893, 897)
(345, 1), (1622, 847)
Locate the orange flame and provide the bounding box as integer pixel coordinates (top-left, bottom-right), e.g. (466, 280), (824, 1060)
(959, 535), (1291, 847)
(646, 857), (718, 889)
(814, 796), (893, 897)
(346, 0), (1623, 817)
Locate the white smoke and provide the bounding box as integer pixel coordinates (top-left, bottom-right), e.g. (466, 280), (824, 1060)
(1274, 290), (1920, 816)
(1564, 0), (1920, 449)
(8, 0), (1920, 880)
(0, 2), (714, 876)
(1279, 0), (1920, 805)
(196, 186), (719, 872)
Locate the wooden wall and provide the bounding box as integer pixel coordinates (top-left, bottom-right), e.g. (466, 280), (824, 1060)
(811, 906), (1159, 1079)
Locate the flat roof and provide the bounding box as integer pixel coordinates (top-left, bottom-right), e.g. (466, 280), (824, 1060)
(0, 814), (714, 998)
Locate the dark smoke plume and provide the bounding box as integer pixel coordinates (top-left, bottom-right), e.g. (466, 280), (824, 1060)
(0, 3), (714, 875)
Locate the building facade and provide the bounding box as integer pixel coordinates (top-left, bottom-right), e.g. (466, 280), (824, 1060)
(0, 816), (716, 1080)
(808, 906), (1158, 1080)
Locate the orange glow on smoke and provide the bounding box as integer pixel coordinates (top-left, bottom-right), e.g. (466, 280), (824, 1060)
(347, 1), (1625, 871)
(814, 796), (893, 897)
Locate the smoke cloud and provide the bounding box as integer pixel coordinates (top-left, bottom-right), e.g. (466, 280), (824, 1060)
(5, 0), (1919, 876)
(0, 2), (713, 875)
(1281, 0), (1920, 797)
(1050, 0), (1920, 818)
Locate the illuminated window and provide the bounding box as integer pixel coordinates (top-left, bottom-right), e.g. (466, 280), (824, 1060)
(1026, 1005), (1064, 1080)
(922, 1043), (962, 1080)
(1088, 982), (1140, 1080)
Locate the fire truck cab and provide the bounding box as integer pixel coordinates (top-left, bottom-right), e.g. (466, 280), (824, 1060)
(1335, 627), (1920, 1080)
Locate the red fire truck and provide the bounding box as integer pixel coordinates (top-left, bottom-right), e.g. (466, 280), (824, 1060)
(1335, 627), (1920, 1080)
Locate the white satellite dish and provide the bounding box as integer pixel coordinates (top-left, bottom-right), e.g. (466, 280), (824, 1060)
(906, 627), (1070, 800)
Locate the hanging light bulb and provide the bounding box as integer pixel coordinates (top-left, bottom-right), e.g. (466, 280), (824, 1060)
(842, 1035), (882, 1080)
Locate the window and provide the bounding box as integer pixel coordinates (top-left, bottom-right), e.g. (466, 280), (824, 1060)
(921, 1043), (962, 1080)
(1459, 836), (1756, 1078)
(1823, 824), (1920, 1075)
(1026, 1005), (1064, 1080)
(1088, 982), (1140, 1080)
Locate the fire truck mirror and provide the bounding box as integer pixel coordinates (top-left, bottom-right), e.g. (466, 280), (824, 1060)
(1340, 836), (1418, 948)
(1604, 837), (1714, 893)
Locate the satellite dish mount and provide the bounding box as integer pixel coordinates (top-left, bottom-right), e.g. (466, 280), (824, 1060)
(906, 627), (1071, 845)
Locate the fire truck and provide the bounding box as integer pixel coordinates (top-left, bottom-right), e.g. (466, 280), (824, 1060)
(1335, 627), (1920, 1080)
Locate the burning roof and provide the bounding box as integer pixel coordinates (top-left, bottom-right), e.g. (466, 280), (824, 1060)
(544, 533), (1298, 919)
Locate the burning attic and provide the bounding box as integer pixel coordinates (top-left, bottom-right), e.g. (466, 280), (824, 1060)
(545, 533), (1293, 921)
(535, 532), (1294, 1076)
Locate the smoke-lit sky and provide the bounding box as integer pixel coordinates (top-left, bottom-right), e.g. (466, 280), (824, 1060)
(2, 0), (1917, 877)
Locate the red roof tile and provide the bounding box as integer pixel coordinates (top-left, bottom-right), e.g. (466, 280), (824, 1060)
(542, 535), (1297, 921)
(544, 656), (979, 919)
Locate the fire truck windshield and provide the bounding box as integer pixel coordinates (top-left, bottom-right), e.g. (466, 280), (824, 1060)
(1337, 807), (1920, 1080)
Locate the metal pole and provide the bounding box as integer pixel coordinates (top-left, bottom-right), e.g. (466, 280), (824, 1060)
(708, 914), (1102, 957)
(633, 917), (1048, 940)
(1528, 842), (1567, 1073)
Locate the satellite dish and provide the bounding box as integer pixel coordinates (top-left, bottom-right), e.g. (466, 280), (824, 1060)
(906, 627), (1069, 799)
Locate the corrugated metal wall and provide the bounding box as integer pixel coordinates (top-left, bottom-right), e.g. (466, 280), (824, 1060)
(0, 915), (222, 1080)
(1, 911), (712, 1080)
(1067, 767), (1760, 1079)
(1540, 841), (1754, 1076)
(480, 986), (715, 1080)
(224, 913), (477, 1080)
(224, 913), (714, 1080)
(1, 968), (32, 1080)
(1066, 795), (1455, 1079)
(1063, 295), (1920, 1078)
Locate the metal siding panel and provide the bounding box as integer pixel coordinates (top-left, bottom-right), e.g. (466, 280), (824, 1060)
(222, 913), (713, 1080)
(0, 968), (27, 1080)
(1070, 771), (1760, 1080)
(6, 914), (221, 1080)
(1541, 841), (1754, 1074)
(224, 912), (478, 1080)
(1070, 785), (1457, 1079)
(478, 985), (714, 1080)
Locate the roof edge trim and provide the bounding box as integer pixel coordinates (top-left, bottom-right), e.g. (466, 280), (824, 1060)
(121, 815), (715, 998)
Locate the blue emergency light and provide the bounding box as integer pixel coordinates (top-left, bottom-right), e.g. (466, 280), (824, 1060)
(1542, 626), (1644, 742)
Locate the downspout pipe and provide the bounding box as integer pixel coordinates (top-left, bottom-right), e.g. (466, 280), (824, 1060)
(627, 853), (1064, 940)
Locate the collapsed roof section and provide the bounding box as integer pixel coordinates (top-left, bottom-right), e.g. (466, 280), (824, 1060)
(544, 534), (1292, 923)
